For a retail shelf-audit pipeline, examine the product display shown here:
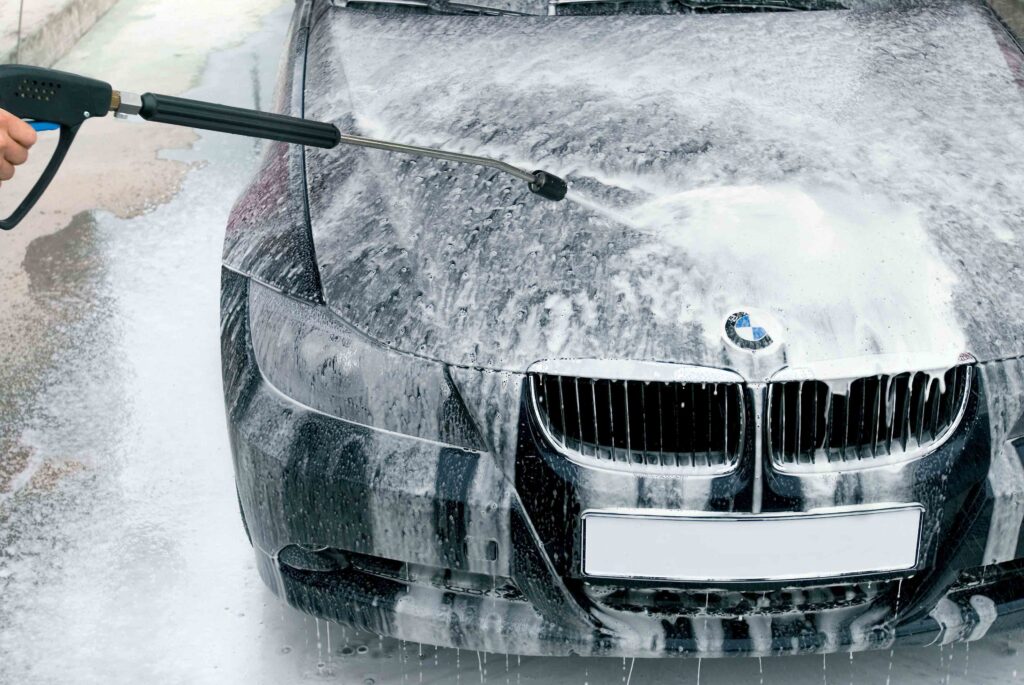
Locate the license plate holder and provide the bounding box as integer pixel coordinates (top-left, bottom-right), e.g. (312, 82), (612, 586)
(582, 505), (923, 582)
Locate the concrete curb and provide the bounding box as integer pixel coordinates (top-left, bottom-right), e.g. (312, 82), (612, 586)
(1, 0), (119, 67)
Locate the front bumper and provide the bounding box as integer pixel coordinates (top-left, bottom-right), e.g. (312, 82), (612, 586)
(222, 269), (1024, 657)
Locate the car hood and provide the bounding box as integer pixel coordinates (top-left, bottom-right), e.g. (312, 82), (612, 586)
(302, 3), (1024, 377)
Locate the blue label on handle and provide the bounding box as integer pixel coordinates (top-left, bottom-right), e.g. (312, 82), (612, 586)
(25, 120), (60, 132)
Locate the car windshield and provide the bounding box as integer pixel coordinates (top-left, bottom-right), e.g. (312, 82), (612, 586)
(338, 0), (850, 15)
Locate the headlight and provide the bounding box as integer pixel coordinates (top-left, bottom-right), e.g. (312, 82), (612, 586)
(247, 280), (485, 450)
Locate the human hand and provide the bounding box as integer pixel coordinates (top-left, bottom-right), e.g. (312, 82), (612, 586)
(0, 108), (39, 187)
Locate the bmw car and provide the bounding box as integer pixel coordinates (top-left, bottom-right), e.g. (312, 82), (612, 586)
(220, 0), (1024, 657)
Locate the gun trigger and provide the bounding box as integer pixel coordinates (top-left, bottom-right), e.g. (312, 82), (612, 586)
(25, 120), (61, 132)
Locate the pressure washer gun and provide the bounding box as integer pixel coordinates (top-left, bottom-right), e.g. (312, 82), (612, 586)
(0, 65), (568, 231)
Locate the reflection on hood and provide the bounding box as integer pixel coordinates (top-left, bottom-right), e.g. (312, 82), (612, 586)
(302, 3), (1024, 374)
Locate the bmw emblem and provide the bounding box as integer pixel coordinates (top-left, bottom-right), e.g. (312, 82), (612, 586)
(724, 311), (776, 351)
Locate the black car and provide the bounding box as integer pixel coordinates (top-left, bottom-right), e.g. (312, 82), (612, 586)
(221, 0), (1024, 657)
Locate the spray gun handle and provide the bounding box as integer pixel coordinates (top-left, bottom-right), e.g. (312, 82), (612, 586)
(0, 65), (111, 127)
(0, 65), (112, 230)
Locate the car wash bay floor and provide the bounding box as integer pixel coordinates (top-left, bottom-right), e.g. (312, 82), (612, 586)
(1, 5), (1024, 685)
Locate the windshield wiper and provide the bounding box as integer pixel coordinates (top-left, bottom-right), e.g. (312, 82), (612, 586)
(341, 0), (846, 14)
(677, 0), (847, 11)
(338, 0), (529, 15)
(552, 0), (846, 14)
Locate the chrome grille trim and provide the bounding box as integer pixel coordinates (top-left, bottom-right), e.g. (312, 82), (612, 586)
(529, 370), (746, 473)
(528, 359), (744, 384)
(767, 364), (972, 471)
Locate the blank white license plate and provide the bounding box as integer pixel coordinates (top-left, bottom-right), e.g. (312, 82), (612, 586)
(582, 505), (923, 582)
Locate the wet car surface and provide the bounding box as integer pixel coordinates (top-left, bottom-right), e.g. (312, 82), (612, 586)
(3, 1), (1024, 682)
(223, 0), (1024, 660)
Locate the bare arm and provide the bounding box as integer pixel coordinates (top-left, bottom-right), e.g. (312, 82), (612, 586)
(0, 108), (38, 187)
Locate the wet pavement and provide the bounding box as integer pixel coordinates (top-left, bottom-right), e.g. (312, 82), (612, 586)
(2, 5), (1024, 684)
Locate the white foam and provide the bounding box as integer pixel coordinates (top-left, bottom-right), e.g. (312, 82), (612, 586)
(618, 184), (965, 368)
(967, 595), (999, 643)
(982, 441), (1024, 564)
(928, 597), (965, 646)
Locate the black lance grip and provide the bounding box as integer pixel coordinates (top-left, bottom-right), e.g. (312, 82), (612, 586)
(139, 93), (340, 149)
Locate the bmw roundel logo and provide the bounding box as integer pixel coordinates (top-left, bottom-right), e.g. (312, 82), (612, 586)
(724, 311), (775, 351)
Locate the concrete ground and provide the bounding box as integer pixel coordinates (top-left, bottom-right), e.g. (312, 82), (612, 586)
(0, 0), (281, 496)
(2, 2), (1024, 684)
(993, 0), (1024, 38)
(1, 0), (118, 66)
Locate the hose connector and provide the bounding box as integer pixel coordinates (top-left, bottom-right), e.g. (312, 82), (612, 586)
(110, 90), (143, 119)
